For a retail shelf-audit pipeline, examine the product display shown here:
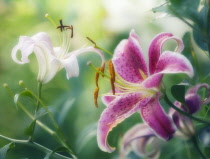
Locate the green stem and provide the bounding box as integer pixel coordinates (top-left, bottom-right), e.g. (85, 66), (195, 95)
(164, 94), (210, 124)
(29, 82), (42, 141)
(35, 82), (42, 114)
(95, 45), (113, 56)
(0, 134), (71, 159)
(4, 84), (54, 135)
(20, 84), (76, 158)
(86, 37), (113, 56)
(191, 136), (207, 159)
(4, 84), (77, 159)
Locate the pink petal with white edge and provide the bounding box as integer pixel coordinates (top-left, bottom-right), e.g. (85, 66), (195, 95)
(112, 30), (148, 83)
(142, 51), (194, 88)
(149, 33), (184, 75)
(155, 51), (193, 77)
(140, 94), (176, 140)
(97, 92), (155, 152)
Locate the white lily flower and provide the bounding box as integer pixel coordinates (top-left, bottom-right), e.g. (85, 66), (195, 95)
(12, 20), (105, 84)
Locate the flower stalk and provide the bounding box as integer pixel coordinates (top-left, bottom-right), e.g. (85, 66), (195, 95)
(4, 84), (76, 158)
(19, 82), (76, 157)
(0, 134), (72, 159)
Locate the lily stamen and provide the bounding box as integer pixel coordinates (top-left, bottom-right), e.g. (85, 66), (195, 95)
(108, 60), (115, 81)
(110, 77), (115, 95)
(95, 67), (101, 88)
(108, 60), (116, 95)
(100, 61), (106, 77)
(94, 87), (100, 108)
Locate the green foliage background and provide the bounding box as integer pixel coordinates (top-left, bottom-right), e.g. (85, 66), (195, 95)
(0, 0), (210, 159)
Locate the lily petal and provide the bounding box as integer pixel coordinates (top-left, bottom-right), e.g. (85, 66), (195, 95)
(62, 46), (104, 79)
(169, 101), (195, 138)
(12, 36), (35, 64)
(142, 51), (194, 88)
(132, 135), (160, 159)
(112, 30), (148, 83)
(102, 95), (116, 107)
(32, 32), (54, 53)
(185, 83), (209, 114)
(97, 91), (155, 152)
(121, 124), (160, 159)
(33, 46), (49, 83)
(140, 94), (175, 140)
(12, 32), (55, 80)
(149, 33), (184, 75)
(41, 58), (61, 84)
(67, 46), (105, 64)
(102, 88), (122, 106)
(62, 54), (79, 79)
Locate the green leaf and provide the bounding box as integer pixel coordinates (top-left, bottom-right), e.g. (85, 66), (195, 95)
(153, 0), (200, 23)
(75, 123), (97, 153)
(57, 98), (75, 125)
(193, 6), (208, 51)
(0, 142), (15, 159)
(24, 120), (36, 137)
(171, 80), (190, 104)
(44, 146), (72, 159)
(14, 90), (34, 109)
(35, 107), (50, 119)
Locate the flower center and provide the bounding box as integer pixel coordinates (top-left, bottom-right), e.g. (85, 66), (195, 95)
(57, 20), (74, 59)
(114, 71), (156, 95)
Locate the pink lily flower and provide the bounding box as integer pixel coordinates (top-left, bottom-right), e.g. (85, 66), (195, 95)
(97, 30), (194, 152)
(170, 83), (210, 138)
(120, 84), (210, 158)
(120, 123), (161, 159)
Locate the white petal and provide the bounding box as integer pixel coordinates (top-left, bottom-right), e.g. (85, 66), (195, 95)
(12, 36), (35, 64)
(41, 58), (61, 84)
(34, 47), (49, 83)
(32, 32), (54, 52)
(66, 46), (105, 64)
(61, 54), (79, 79)
(53, 47), (61, 57)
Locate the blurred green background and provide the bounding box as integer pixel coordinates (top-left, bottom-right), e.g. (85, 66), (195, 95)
(1, 0), (209, 159)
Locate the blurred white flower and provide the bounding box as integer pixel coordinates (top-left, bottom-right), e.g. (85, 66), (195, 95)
(103, 0), (157, 32)
(12, 20), (104, 84)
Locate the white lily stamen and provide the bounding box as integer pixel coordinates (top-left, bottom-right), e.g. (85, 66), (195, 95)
(58, 29), (72, 59)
